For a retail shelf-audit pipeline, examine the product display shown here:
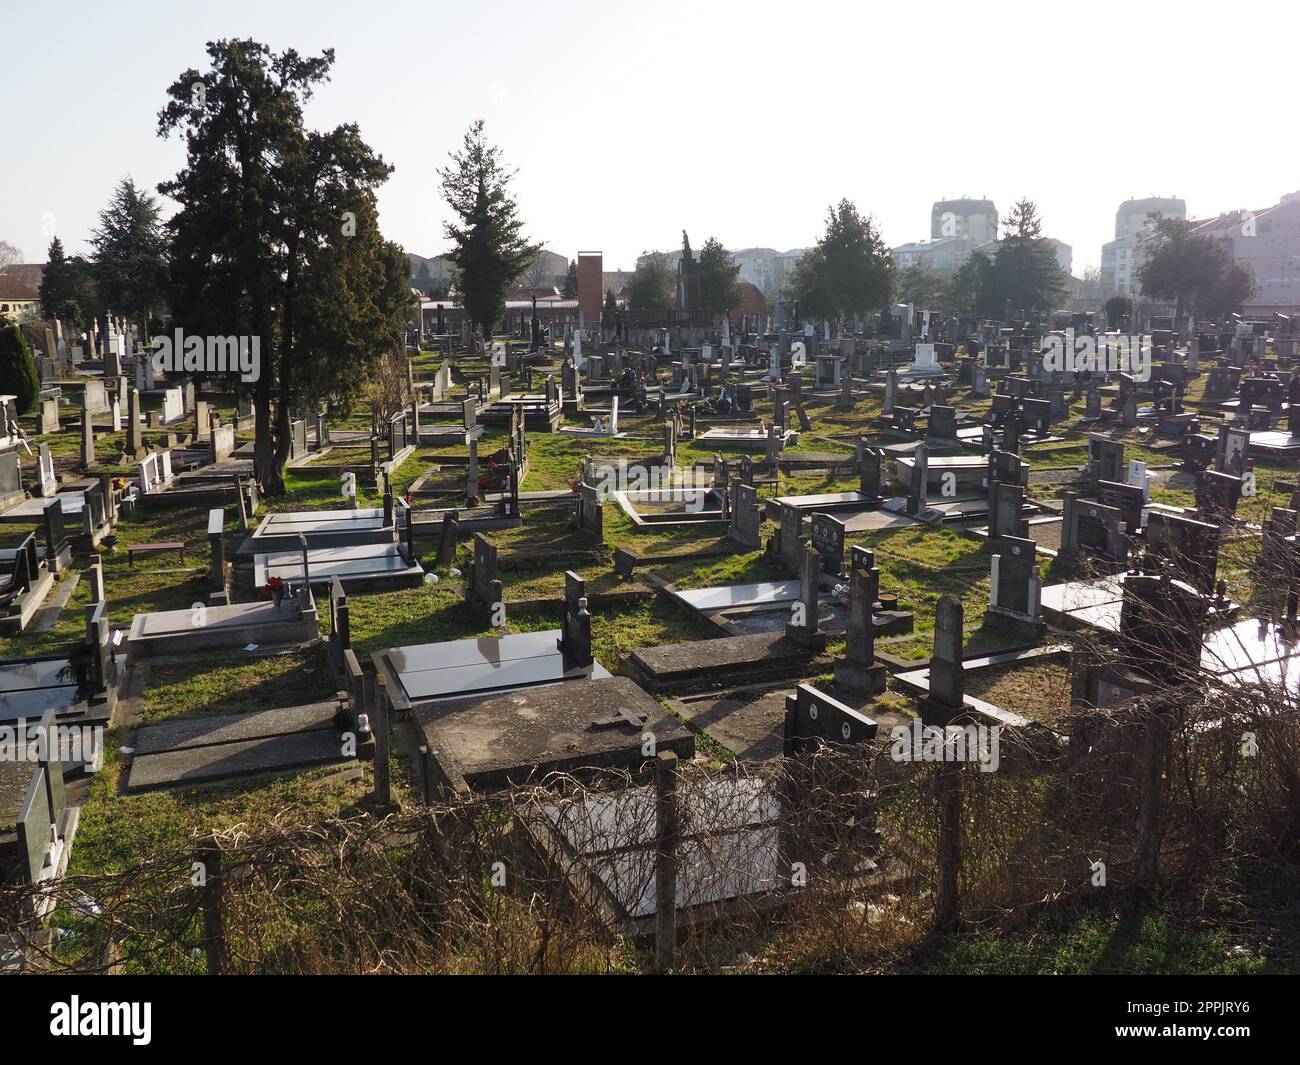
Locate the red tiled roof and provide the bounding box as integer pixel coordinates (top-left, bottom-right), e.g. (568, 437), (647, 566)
(0, 274), (39, 300)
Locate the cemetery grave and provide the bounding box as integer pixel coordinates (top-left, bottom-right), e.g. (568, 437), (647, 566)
(0, 710), (77, 893)
(7, 308), (1300, 979)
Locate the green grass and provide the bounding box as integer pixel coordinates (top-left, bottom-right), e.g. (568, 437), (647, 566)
(14, 361), (1300, 974)
(912, 910), (1288, 975)
(136, 646), (336, 723)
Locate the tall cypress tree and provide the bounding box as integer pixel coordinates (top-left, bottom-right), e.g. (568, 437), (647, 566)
(437, 120), (539, 347)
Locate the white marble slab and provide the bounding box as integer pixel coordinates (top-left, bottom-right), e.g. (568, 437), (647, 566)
(677, 581), (800, 611)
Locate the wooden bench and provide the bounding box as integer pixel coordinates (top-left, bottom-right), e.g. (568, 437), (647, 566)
(127, 541), (186, 567)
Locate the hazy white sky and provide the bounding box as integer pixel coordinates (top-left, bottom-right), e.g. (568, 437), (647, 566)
(4, 0), (1296, 276)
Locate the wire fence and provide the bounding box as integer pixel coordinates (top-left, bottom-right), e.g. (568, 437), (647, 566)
(4, 678), (1298, 974)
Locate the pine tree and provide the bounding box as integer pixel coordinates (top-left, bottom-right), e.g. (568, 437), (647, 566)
(39, 237), (100, 327)
(90, 177), (169, 324)
(437, 120), (539, 347)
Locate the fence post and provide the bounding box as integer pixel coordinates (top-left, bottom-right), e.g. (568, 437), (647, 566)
(934, 760), (962, 933)
(654, 750), (679, 973)
(419, 744), (432, 806)
(372, 675), (391, 806)
(1134, 704), (1174, 895)
(198, 837), (227, 975)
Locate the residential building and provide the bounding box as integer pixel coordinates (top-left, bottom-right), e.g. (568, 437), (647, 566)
(1189, 192), (1300, 316)
(0, 274), (40, 322)
(930, 198), (999, 243)
(1099, 196), (1186, 299)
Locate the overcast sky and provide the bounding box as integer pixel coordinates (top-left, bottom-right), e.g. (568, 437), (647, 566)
(4, 0), (1295, 277)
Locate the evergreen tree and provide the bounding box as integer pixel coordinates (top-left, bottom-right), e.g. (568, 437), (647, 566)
(1199, 260), (1255, 320)
(788, 200), (892, 321)
(947, 251), (993, 318)
(698, 237), (741, 314)
(987, 199), (1066, 318)
(1104, 295), (1133, 328)
(160, 38), (403, 494)
(39, 237), (100, 327)
(0, 321), (40, 415)
(437, 120), (540, 347)
(90, 177), (169, 323)
(627, 252), (675, 311)
(1139, 215), (1233, 323)
(894, 263), (946, 309)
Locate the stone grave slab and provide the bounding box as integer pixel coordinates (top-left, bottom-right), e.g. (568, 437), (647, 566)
(413, 675), (693, 794)
(768, 491), (872, 514)
(132, 700), (341, 756)
(243, 507), (395, 554)
(626, 632), (816, 694)
(1200, 618), (1300, 687)
(127, 701), (352, 791)
(0, 492), (92, 522)
(533, 776), (783, 933)
(377, 629), (611, 707)
(253, 542), (422, 591)
(675, 581), (800, 612)
(668, 689), (792, 761)
(1247, 430), (1300, 460)
(0, 654), (112, 728)
(696, 426), (797, 451)
(127, 599), (317, 656)
(1039, 576), (1128, 632)
(1042, 574), (1238, 636)
(839, 508), (924, 534)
